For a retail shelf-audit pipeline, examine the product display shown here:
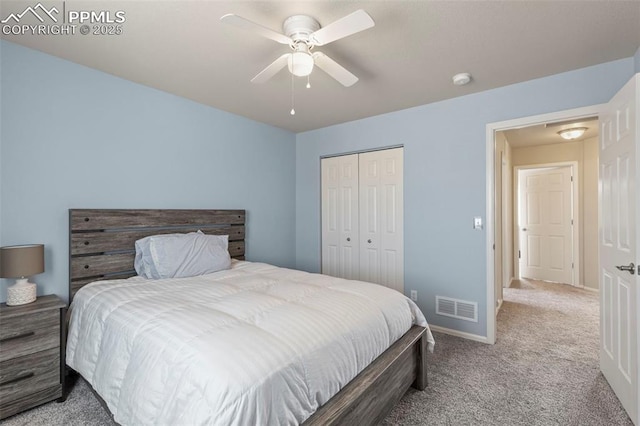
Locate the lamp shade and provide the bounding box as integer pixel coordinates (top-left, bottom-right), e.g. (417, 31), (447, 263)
(0, 244), (45, 278)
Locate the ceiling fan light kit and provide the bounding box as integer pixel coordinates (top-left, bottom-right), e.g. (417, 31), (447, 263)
(287, 45), (314, 77)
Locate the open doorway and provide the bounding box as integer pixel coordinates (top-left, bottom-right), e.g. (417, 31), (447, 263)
(485, 104), (602, 344)
(498, 117), (599, 296)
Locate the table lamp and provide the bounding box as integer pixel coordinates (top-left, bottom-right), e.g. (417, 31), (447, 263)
(0, 244), (44, 306)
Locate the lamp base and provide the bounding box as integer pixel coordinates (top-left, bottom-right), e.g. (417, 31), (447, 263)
(6, 278), (37, 306)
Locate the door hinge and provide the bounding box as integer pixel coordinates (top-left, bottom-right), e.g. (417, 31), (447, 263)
(571, 176), (574, 182)
(493, 244), (495, 250)
(572, 262), (574, 269)
(518, 250), (521, 259)
(571, 219), (574, 225)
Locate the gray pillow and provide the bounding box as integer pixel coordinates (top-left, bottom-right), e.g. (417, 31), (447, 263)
(134, 232), (231, 279)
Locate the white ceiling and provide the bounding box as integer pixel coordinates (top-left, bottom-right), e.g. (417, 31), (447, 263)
(1, 1), (639, 133)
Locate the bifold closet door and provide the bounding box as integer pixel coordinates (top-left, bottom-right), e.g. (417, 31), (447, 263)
(321, 154), (360, 280)
(321, 148), (404, 292)
(358, 148), (404, 292)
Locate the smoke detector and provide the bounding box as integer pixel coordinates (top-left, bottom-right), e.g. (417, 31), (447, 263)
(452, 73), (472, 86)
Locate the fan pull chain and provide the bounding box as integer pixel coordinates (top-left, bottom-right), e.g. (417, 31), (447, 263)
(290, 71), (295, 115)
(306, 75), (311, 89)
(290, 53), (296, 115)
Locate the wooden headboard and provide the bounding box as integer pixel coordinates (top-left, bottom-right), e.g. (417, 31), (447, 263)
(69, 209), (245, 300)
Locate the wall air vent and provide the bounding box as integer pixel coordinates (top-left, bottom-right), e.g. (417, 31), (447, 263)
(436, 296), (478, 322)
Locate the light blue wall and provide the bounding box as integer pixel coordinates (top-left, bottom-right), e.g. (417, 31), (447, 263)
(0, 41), (296, 303)
(295, 58), (635, 338)
(635, 46), (640, 73)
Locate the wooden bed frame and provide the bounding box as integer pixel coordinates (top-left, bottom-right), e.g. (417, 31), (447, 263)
(68, 208), (428, 425)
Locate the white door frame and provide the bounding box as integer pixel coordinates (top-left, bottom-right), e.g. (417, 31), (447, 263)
(485, 104), (603, 344)
(501, 150), (510, 291)
(513, 162), (580, 286)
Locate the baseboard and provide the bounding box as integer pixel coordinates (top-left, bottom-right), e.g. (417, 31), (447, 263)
(428, 325), (489, 344)
(566, 281), (599, 292)
(507, 277), (515, 288)
(576, 285), (599, 293)
(496, 298), (503, 315)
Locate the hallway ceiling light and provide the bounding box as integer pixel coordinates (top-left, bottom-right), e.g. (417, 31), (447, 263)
(558, 127), (587, 140)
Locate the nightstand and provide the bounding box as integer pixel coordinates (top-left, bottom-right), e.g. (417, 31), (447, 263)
(0, 295), (66, 419)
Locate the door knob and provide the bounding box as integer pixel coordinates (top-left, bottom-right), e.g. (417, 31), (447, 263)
(346, 237), (350, 242)
(522, 228), (527, 231)
(367, 239), (372, 243)
(616, 262), (635, 275)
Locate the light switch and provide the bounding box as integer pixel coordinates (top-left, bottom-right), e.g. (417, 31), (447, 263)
(473, 217), (483, 230)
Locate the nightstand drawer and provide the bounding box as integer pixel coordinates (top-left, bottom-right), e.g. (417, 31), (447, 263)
(0, 310), (59, 362)
(0, 347), (60, 405)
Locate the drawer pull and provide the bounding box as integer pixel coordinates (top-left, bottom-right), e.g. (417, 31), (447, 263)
(0, 331), (35, 344)
(0, 372), (34, 386)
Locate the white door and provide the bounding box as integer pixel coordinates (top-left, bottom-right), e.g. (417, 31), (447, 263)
(599, 74), (638, 425)
(518, 166), (574, 284)
(359, 148), (404, 292)
(321, 154), (359, 280)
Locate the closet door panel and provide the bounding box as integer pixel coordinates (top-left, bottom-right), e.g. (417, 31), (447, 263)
(359, 148), (404, 292)
(380, 149), (404, 292)
(322, 154), (359, 279)
(359, 153), (381, 283)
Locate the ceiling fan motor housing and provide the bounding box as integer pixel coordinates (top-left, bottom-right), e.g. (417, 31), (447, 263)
(283, 15), (320, 44)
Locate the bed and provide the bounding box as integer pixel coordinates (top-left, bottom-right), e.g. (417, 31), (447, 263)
(66, 209), (434, 425)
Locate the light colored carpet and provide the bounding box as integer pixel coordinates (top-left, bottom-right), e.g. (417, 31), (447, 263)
(1, 376), (113, 426)
(383, 279), (633, 425)
(3, 279), (633, 425)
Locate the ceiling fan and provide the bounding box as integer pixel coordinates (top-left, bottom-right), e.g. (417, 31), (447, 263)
(220, 10), (375, 87)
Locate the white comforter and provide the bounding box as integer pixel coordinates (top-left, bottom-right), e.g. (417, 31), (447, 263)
(66, 261), (434, 426)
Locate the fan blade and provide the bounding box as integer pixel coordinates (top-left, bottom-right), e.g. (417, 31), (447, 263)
(310, 10), (374, 46)
(312, 52), (358, 87)
(220, 14), (292, 45)
(251, 54), (291, 83)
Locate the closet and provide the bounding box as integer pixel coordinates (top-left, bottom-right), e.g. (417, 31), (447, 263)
(321, 147), (404, 292)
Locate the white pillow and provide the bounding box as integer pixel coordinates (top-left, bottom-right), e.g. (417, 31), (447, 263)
(134, 235), (157, 278)
(134, 232), (231, 279)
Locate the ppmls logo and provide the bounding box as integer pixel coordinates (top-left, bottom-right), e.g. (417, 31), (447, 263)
(1, 3), (59, 24)
(2, 2), (126, 36)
